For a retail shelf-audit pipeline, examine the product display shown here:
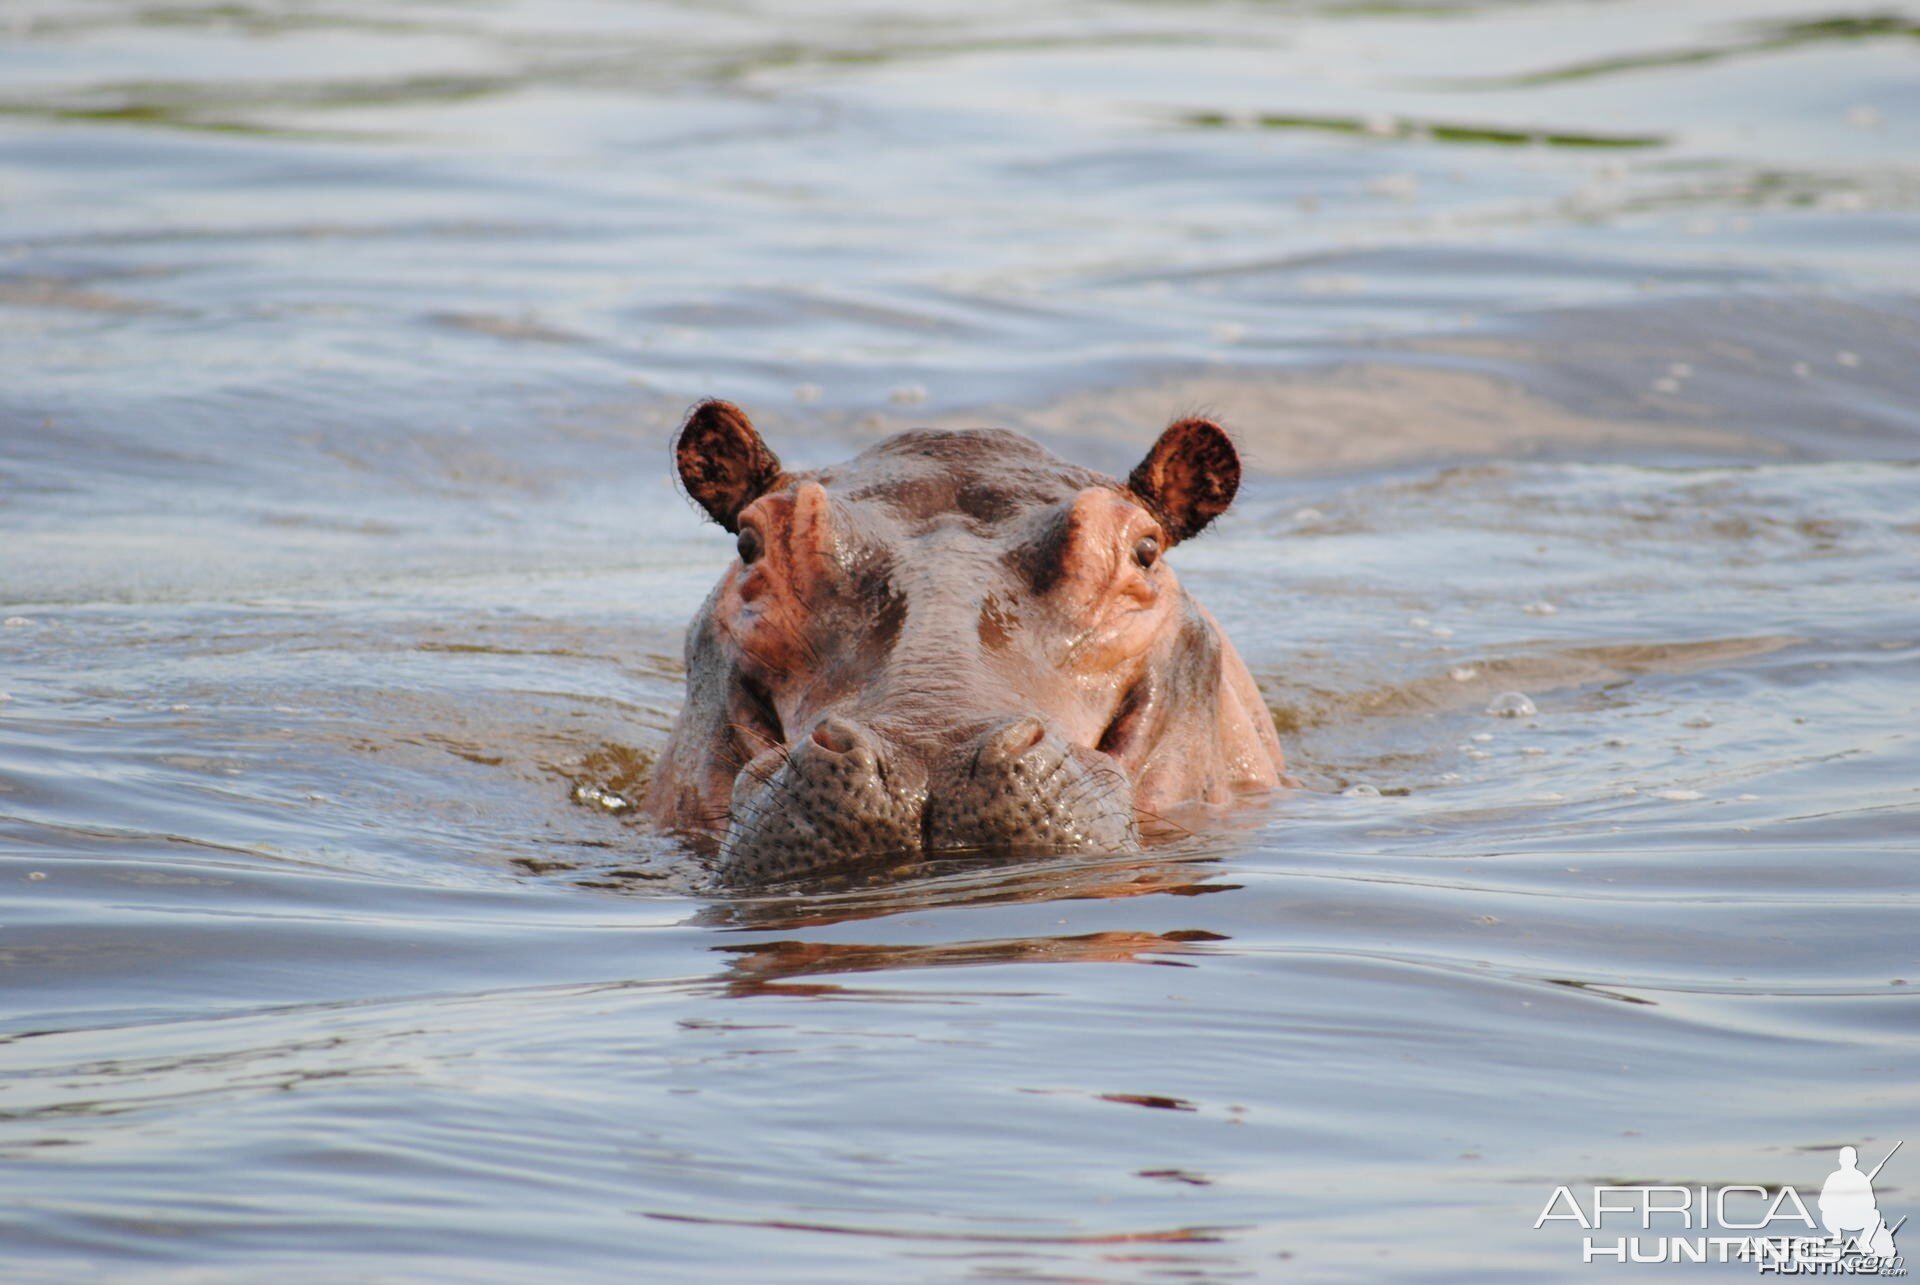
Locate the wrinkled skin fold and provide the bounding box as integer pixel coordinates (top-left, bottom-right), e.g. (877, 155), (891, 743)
(644, 400), (1286, 883)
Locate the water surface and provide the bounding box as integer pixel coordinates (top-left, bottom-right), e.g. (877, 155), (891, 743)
(3, 1), (1918, 1280)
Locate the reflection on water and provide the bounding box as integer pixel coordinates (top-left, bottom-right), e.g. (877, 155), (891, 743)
(703, 849), (1243, 930)
(3, 0), (1919, 1279)
(715, 927), (1227, 997)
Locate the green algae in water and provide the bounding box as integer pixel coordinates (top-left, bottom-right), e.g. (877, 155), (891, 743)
(1175, 109), (1667, 150)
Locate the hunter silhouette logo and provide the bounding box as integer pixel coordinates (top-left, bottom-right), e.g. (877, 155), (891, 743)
(1820, 1143), (1901, 1260)
(1535, 1140), (1907, 1272)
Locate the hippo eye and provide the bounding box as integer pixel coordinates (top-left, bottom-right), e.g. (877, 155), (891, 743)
(737, 526), (763, 565)
(1132, 535), (1160, 569)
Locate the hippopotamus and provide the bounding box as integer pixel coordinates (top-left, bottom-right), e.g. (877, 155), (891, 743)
(644, 399), (1285, 883)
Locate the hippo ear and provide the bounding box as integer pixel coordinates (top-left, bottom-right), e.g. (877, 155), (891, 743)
(1125, 417), (1240, 544)
(674, 399), (784, 533)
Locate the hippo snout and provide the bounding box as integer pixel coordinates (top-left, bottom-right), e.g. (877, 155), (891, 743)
(718, 716), (926, 883)
(715, 714), (1138, 884)
(924, 717), (1139, 857)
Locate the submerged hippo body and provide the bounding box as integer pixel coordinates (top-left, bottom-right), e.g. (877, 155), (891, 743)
(645, 400), (1285, 883)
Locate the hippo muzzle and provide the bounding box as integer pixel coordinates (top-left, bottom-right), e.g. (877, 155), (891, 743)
(720, 714), (1137, 882)
(644, 399), (1286, 884)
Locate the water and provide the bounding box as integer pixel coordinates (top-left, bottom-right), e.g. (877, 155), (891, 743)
(3, 1), (1918, 1279)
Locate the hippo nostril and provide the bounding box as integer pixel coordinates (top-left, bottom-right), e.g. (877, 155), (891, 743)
(980, 716), (1047, 763)
(811, 716), (862, 755)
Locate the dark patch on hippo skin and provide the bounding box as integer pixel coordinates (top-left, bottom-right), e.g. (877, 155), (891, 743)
(830, 429), (1107, 533)
(953, 479), (1023, 527)
(674, 399), (786, 533)
(727, 672), (786, 772)
(977, 593), (1016, 652)
(1011, 503), (1076, 597)
(862, 575), (908, 660)
(1126, 417), (1239, 544)
(1096, 674), (1150, 757)
(810, 525), (906, 691)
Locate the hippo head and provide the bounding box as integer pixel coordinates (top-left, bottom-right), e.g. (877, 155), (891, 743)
(645, 400), (1285, 883)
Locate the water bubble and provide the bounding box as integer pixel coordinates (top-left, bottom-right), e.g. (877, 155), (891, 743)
(1668, 362), (1692, 378)
(1836, 351), (1861, 368)
(570, 784), (633, 813)
(1430, 625), (1454, 639)
(1292, 507), (1324, 524)
(1653, 788), (1703, 802)
(1737, 793), (1758, 801)
(1792, 361), (1812, 377)
(792, 383), (822, 404)
(1522, 600), (1558, 616)
(1471, 732), (1494, 743)
(1521, 746), (1547, 756)
(1342, 783), (1381, 797)
(2, 616), (33, 628)
(1408, 616), (1431, 629)
(1466, 749), (1492, 761)
(1487, 692), (1536, 718)
(889, 383), (928, 405)
(1450, 666), (1478, 682)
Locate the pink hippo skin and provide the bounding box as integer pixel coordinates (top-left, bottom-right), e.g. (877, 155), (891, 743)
(645, 400), (1286, 883)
